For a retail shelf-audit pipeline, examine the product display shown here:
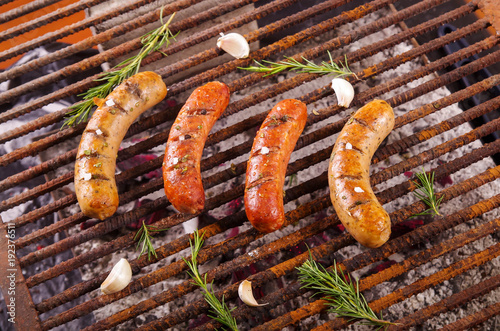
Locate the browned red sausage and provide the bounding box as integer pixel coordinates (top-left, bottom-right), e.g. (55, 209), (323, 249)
(162, 81), (230, 214)
(328, 99), (395, 248)
(75, 71), (167, 220)
(244, 99), (308, 233)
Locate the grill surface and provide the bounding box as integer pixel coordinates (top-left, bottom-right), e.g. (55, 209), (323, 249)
(1, 0), (500, 330)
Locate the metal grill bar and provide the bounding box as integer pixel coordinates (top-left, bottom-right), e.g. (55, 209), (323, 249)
(37, 143), (500, 328)
(390, 273), (500, 329)
(11, 39), (498, 253)
(7, 37), (495, 268)
(0, 0), (108, 42)
(252, 198), (500, 330)
(0, 0), (63, 24)
(438, 301), (500, 331)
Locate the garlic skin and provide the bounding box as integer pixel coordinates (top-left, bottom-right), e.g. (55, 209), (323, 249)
(101, 258), (132, 295)
(216, 32), (250, 59)
(331, 78), (355, 108)
(238, 279), (268, 307)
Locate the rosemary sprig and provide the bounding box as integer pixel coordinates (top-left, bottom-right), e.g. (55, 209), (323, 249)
(240, 51), (355, 78)
(63, 10), (178, 128)
(134, 222), (167, 261)
(297, 256), (397, 330)
(182, 230), (238, 331)
(412, 167), (443, 217)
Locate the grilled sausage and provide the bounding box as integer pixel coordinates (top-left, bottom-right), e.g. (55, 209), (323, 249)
(75, 71), (167, 220)
(244, 99), (308, 233)
(162, 81), (230, 214)
(328, 99), (395, 248)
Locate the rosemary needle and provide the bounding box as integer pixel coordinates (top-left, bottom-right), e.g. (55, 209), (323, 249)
(134, 222), (167, 261)
(63, 10), (178, 128)
(240, 51), (355, 78)
(412, 167), (443, 217)
(297, 256), (397, 329)
(182, 230), (238, 331)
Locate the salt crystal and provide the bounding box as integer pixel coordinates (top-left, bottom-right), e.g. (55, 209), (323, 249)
(261, 146), (270, 155)
(345, 142), (353, 150)
(354, 187), (364, 193)
(248, 250), (258, 257)
(96, 129), (103, 135)
(82, 173), (92, 181)
(179, 136), (185, 141)
(105, 99), (115, 107)
(172, 157), (179, 165)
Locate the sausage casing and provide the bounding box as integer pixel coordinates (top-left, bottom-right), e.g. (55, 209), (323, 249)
(328, 99), (395, 248)
(162, 81), (230, 214)
(244, 99), (308, 233)
(75, 71), (167, 220)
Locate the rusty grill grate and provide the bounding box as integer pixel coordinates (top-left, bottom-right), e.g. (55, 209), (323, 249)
(0, 0), (499, 330)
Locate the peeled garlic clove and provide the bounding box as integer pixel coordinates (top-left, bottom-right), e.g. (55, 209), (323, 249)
(238, 279), (268, 307)
(216, 32), (250, 59)
(331, 78), (355, 108)
(101, 258), (132, 295)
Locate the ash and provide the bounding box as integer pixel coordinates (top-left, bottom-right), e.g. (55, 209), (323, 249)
(58, 4), (500, 331)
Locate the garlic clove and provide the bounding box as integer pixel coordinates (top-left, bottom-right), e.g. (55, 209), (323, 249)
(238, 279), (268, 307)
(101, 258), (132, 295)
(331, 78), (355, 108)
(216, 32), (250, 59)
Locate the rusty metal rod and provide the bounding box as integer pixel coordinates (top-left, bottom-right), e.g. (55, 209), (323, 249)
(11, 68), (500, 244)
(0, 0), (204, 80)
(0, 0), (142, 42)
(0, 0), (466, 144)
(254, 212), (500, 331)
(17, 125), (331, 263)
(37, 169), (331, 328)
(3, 44), (498, 211)
(0, 0), (373, 136)
(1, 0), (439, 139)
(39, 148), (500, 328)
(438, 301), (500, 331)
(376, 94), (500, 163)
(13, 82), (500, 256)
(34, 119), (495, 318)
(144, 175), (500, 330)
(220, 216), (500, 331)
(10, 58), (500, 260)
(389, 274), (500, 330)
(240, 145), (500, 330)
(168, 0), (448, 97)
(0, 0), (296, 109)
(0, 0), (63, 24)
(23, 139), (327, 287)
(355, 21), (495, 104)
(358, 244), (500, 329)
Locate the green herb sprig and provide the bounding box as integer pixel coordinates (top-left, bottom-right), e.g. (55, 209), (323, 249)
(297, 256), (397, 329)
(183, 230), (238, 331)
(240, 51), (355, 78)
(412, 168), (443, 217)
(63, 10), (178, 128)
(134, 222), (167, 261)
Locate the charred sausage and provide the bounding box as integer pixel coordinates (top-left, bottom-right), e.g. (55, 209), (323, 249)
(162, 81), (230, 214)
(244, 99), (308, 233)
(328, 99), (395, 248)
(75, 71), (167, 220)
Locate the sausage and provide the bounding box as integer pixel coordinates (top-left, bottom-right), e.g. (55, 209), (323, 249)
(162, 81), (230, 214)
(75, 71), (167, 220)
(244, 99), (308, 233)
(328, 99), (395, 248)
